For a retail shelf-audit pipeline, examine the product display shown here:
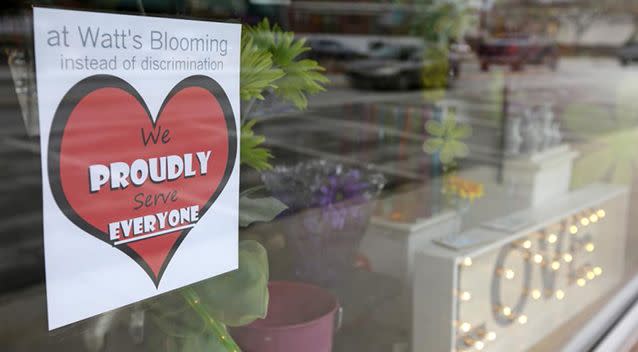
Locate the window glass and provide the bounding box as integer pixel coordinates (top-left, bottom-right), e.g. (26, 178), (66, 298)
(2, 1), (638, 351)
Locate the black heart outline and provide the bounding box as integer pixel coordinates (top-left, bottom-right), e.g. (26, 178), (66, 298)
(48, 74), (237, 288)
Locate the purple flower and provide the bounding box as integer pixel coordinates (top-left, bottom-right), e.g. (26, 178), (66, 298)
(262, 160), (385, 231)
(261, 160), (386, 286)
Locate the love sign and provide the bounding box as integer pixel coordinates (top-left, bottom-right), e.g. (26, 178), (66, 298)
(413, 184), (628, 352)
(34, 8), (240, 329)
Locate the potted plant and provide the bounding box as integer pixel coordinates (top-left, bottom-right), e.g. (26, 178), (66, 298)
(145, 19), (329, 352)
(261, 160), (386, 286)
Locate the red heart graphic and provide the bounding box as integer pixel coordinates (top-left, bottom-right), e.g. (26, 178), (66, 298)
(48, 75), (237, 287)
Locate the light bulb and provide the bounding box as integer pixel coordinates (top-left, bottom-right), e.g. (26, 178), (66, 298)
(486, 331), (496, 341)
(597, 209), (606, 218)
(474, 341), (485, 351)
(551, 261), (561, 271)
(459, 322), (471, 332)
(463, 337), (475, 346)
(590, 214), (599, 223)
(585, 243), (595, 252)
(569, 225), (578, 234)
(587, 271), (596, 280)
(547, 234), (558, 244)
(580, 218), (590, 226)
(563, 253), (573, 263)
(531, 289), (542, 300)
(517, 315), (528, 324)
(577, 278), (587, 287)
(521, 240), (532, 249)
(462, 257), (473, 267)
(459, 291), (472, 301)
(533, 254), (544, 264)
(556, 290), (565, 300)
(502, 306), (512, 316)
(504, 269), (515, 280)
(593, 266), (602, 276)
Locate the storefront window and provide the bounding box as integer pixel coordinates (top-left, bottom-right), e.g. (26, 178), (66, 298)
(3, 0), (638, 351)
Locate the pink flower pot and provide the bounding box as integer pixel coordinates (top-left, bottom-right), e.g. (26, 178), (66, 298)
(231, 281), (340, 352)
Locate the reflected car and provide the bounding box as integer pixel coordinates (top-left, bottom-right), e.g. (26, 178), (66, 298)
(618, 39), (638, 65)
(345, 45), (460, 90)
(477, 35), (559, 72)
(305, 39), (363, 61)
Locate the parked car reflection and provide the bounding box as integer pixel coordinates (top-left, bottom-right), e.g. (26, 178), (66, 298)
(618, 38), (638, 66)
(477, 35), (559, 72)
(305, 39), (363, 61)
(345, 44), (460, 90)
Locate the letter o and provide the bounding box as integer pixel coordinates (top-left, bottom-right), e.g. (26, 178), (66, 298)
(169, 37), (179, 50)
(168, 209), (180, 227)
(123, 58), (132, 70)
(490, 244), (532, 326)
(180, 37), (189, 51)
(130, 159), (149, 186)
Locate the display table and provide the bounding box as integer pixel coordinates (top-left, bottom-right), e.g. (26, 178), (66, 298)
(359, 185), (460, 328)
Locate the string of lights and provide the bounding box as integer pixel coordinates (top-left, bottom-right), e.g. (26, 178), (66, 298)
(453, 207), (607, 351)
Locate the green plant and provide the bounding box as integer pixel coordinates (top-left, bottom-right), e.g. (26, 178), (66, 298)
(245, 19), (329, 110)
(144, 20), (328, 352)
(237, 17), (328, 229)
(240, 19), (329, 171)
(423, 108), (472, 167)
(145, 240), (268, 352)
(397, 0), (469, 90)
(403, 0), (469, 44)
(420, 45), (450, 89)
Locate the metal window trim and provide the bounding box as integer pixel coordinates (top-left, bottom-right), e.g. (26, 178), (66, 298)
(563, 274), (638, 352)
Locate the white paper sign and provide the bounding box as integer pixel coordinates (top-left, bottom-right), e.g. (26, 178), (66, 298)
(33, 7), (241, 329)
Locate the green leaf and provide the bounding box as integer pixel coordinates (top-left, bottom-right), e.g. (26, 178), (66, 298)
(442, 115), (457, 132)
(240, 194), (288, 227)
(146, 292), (205, 338)
(143, 329), (182, 352)
(439, 143), (455, 164)
(451, 123), (472, 139)
(190, 240), (269, 327)
(425, 120), (444, 136)
(246, 19), (329, 109)
(240, 31), (285, 102)
(180, 333), (228, 352)
(423, 137), (443, 154)
(273, 59), (329, 109)
(241, 119), (273, 171)
(145, 321), (235, 352)
(449, 140), (469, 158)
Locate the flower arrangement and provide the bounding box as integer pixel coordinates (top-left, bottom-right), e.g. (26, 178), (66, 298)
(422, 106), (483, 217)
(443, 175), (484, 202)
(262, 160), (385, 213)
(262, 160), (385, 285)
